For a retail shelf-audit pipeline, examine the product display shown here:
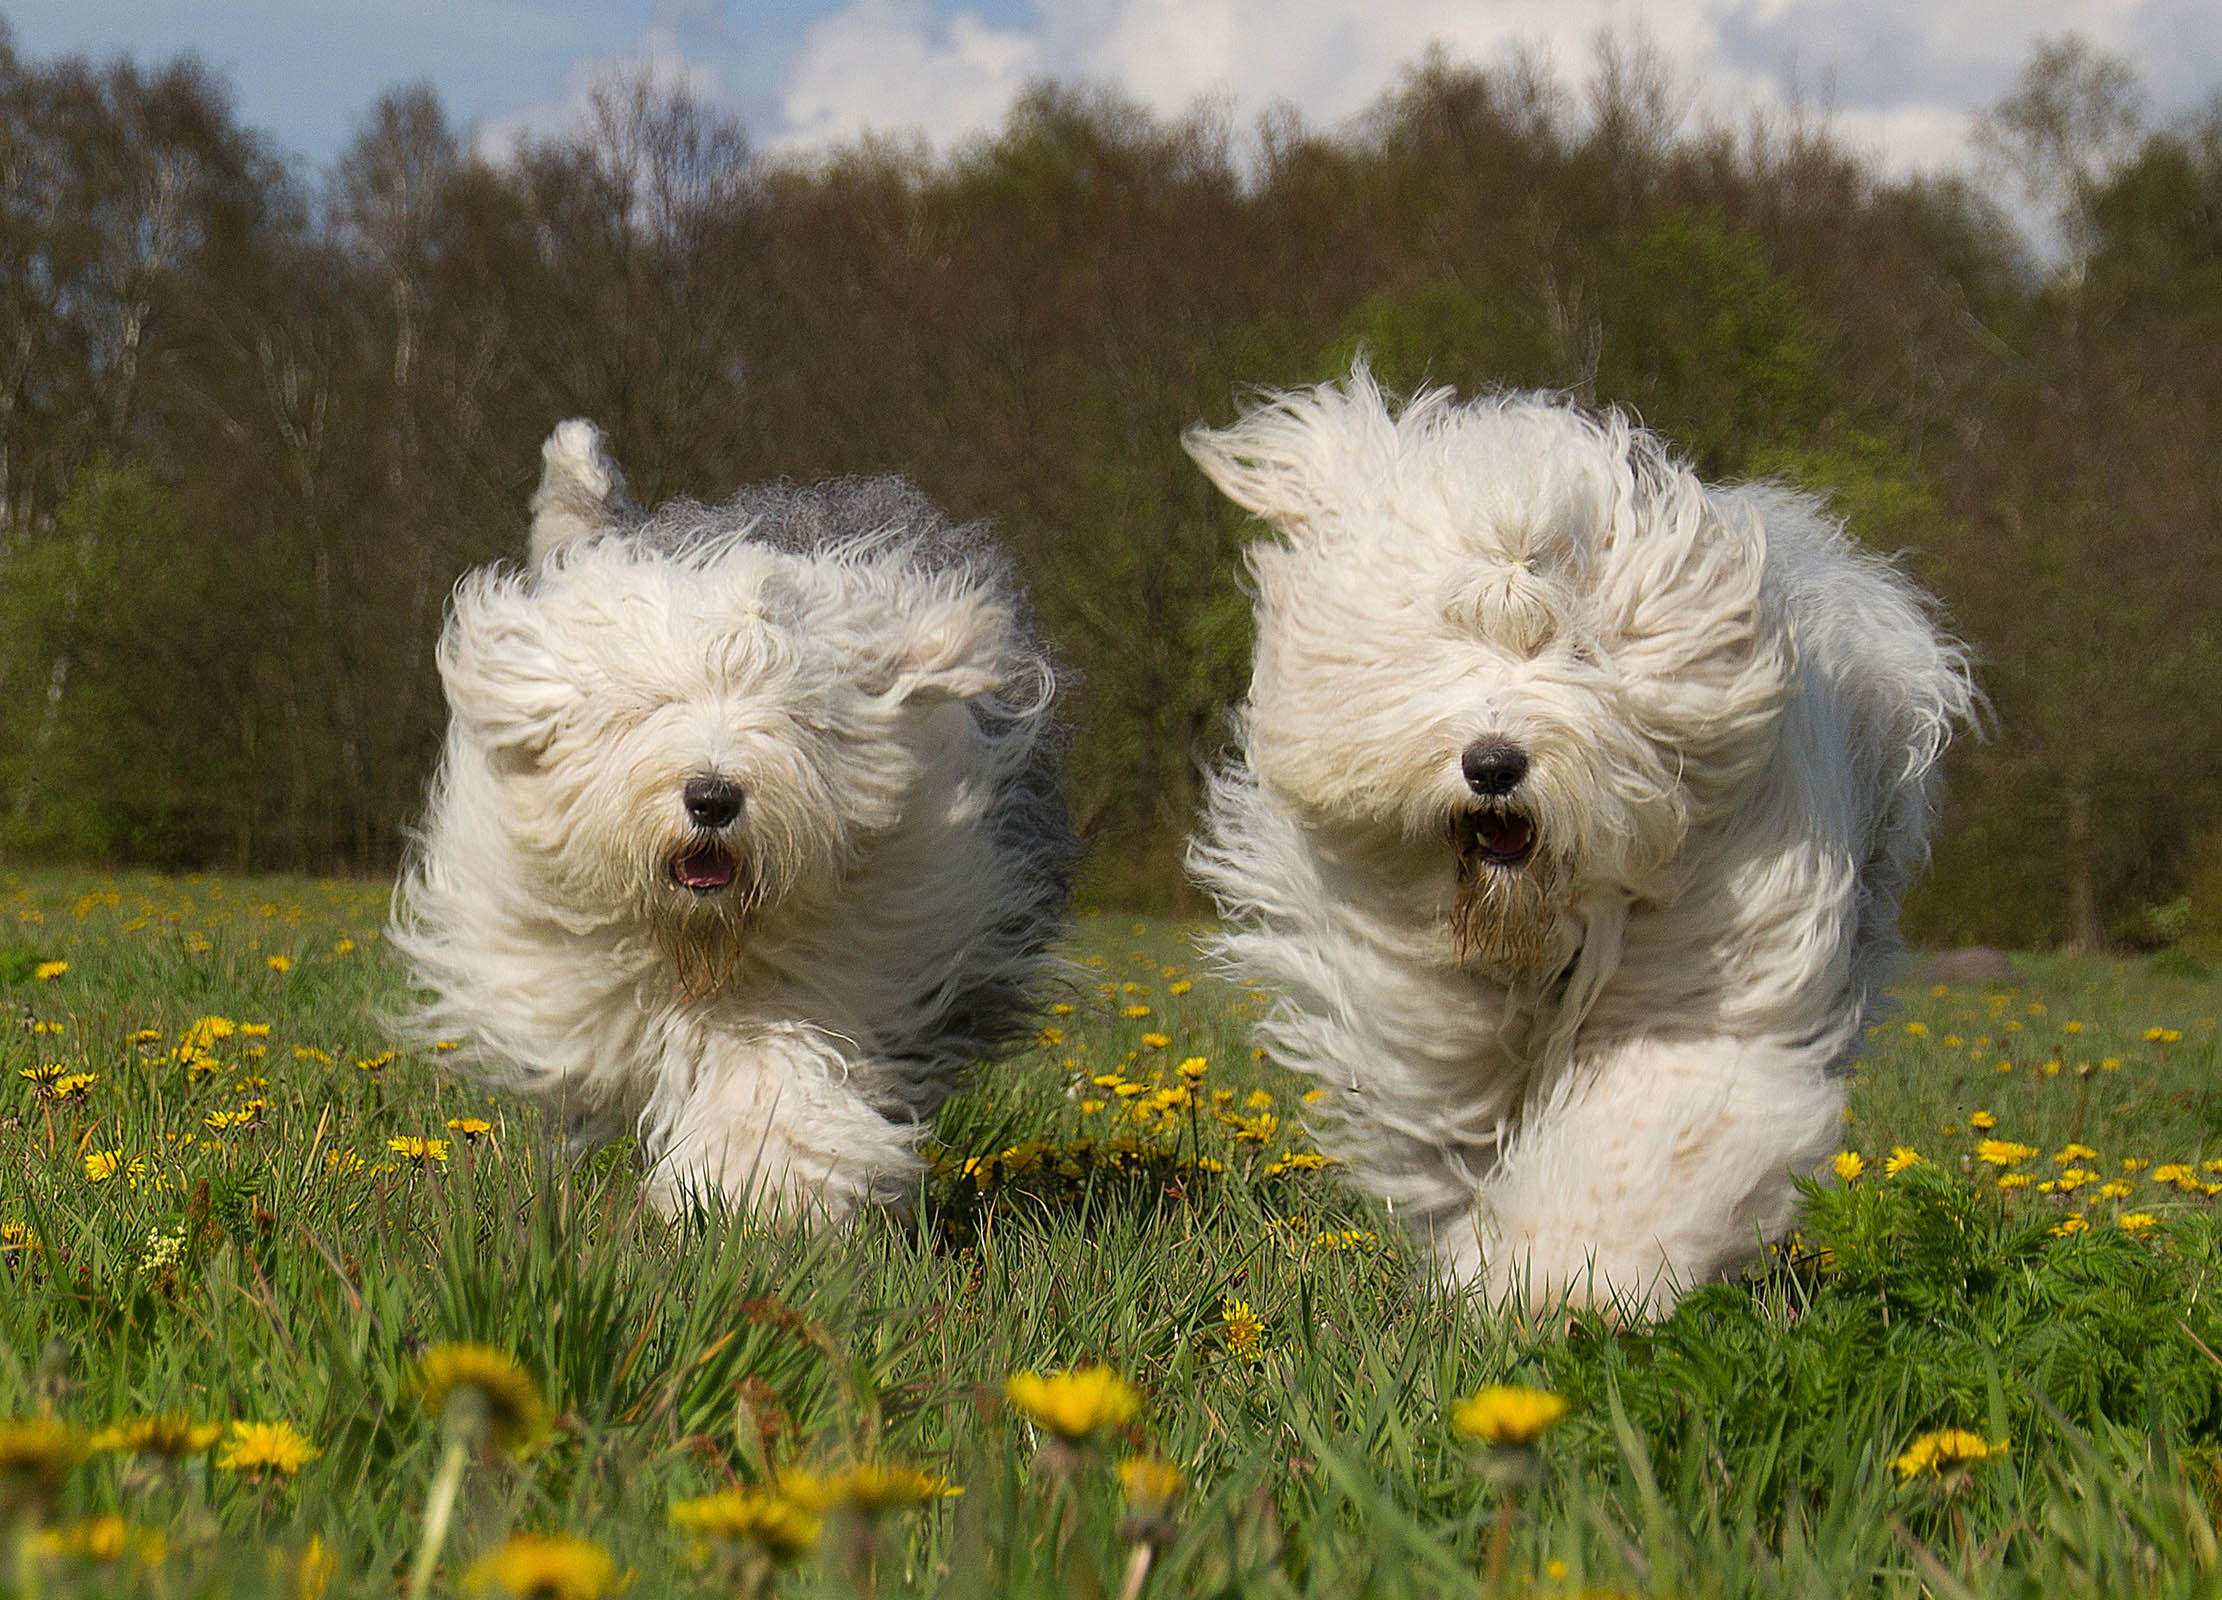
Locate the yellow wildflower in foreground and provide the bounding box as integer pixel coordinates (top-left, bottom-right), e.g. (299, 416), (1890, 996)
(1119, 1454), (1187, 1508)
(1005, 1366), (1143, 1439)
(1892, 1428), (2009, 1484)
(33, 960), (68, 980)
(1452, 1385), (1569, 1448)
(462, 1533), (619, 1600)
(83, 1149), (124, 1183)
(816, 1462), (962, 1513)
(217, 1420), (320, 1478)
(447, 1116), (494, 1142)
(1884, 1147), (1926, 1177)
(28, 1515), (166, 1565)
(1831, 1151), (1866, 1182)
(2118, 1212), (2159, 1235)
(91, 1413), (223, 1457)
(669, 1488), (821, 1559)
(416, 1343), (548, 1452)
(0, 1418), (86, 1493)
(387, 1136), (450, 1165)
(1975, 1139), (2037, 1167)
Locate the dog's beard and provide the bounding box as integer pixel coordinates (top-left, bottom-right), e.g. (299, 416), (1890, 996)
(1450, 809), (1565, 978)
(655, 835), (767, 1002)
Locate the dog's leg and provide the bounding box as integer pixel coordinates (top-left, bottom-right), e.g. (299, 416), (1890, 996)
(639, 1022), (924, 1224)
(1438, 1035), (1843, 1317)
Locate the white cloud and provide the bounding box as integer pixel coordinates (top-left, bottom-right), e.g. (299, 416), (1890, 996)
(777, 0), (1041, 151)
(768, 0), (2208, 176)
(472, 10), (740, 164)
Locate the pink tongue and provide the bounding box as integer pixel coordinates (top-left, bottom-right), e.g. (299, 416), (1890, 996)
(1477, 814), (1535, 860)
(675, 850), (735, 889)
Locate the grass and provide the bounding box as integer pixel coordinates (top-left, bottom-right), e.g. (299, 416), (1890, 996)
(3, 868), (2222, 1597)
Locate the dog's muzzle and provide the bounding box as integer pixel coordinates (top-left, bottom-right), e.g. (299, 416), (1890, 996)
(671, 774), (745, 894)
(1455, 740), (1537, 870)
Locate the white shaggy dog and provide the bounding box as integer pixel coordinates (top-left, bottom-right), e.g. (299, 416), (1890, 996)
(392, 423), (1075, 1221)
(1186, 373), (1974, 1316)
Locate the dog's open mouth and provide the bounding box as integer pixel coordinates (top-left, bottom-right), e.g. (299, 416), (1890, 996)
(671, 846), (738, 893)
(1454, 807), (1539, 871)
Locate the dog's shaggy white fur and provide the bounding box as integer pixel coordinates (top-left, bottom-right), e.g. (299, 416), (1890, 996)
(392, 422), (1075, 1221)
(1186, 373), (1975, 1316)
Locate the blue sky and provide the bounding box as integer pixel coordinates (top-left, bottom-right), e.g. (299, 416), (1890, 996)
(5, 0), (2214, 176)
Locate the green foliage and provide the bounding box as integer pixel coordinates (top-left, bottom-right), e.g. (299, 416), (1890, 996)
(4, 876), (2222, 1594)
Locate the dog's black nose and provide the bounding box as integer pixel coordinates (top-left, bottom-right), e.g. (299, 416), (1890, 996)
(1461, 742), (1529, 798)
(682, 775), (744, 830)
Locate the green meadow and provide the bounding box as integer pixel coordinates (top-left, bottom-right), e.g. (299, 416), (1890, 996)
(3, 870), (2222, 1597)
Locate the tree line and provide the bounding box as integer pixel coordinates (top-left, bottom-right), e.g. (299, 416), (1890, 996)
(1, 21), (2217, 949)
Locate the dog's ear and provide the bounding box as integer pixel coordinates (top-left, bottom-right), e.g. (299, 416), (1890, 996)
(438, 574), (574, 763)
(884, 590), (1007, 704)
(1183, 367), (1400, 539)
(529, 420), (635, 568)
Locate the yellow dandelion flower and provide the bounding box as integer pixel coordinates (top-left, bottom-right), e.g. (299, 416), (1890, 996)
(1038, 1027), (1064, 1047)
(83, 1149), (124, 1183)
(1118, 1454), (1186, 1509)
(2096, 1180), (2133, 1200)
(1975, 1139), (2036, 1167)
(1451, 1385), (1568, 1448)
(1884, 1147), (1926, 1177)
(669, 1489), (821, 1559)
(1141, 1032), (1170, 1050)
(1176, 1056), (1209, 1080)
(1968, 1111), (1997, 1130)
(290, 1535), (337, 1599)
(2122, 1157), (2150, 1174)
(1905, 1021), (1927, 1037)
(1005, 1367), (1143, 1440)
(1832, 1151), (1866, 1182)
(182, 1016), (236, 1049)
(822, 1462), (961, 1513)
(90, 1412), (223, 1457)
(2063, 1020), (2083, 1034)
(1221, 1299), (1265, 1363)
(217, 1420), (320, 1478)
(0, 1418), (86, 1494)
(1892, 1428), (2008, 1484)
(335, 939), (356, 955)
(387, 1137), (450, 1165)
(2154, 1164), (2200, 1190)
(266, 955), (293, 973)
(2118, 1212), (2158, 1235)
(446, 1117), (494, 1142)
(2049, 1216), (2088, 1238)
(2051, 1143), (2098, 1165)
(1169, 979), (1193, 995)
(416, 1343), (548, 1452)
(33, 960), (68, 981)
(1121, 1005), (1151, 1020)
(461, 1533), (618, 1600)
(27, 1514), (165, 1565)
(1997, 1173), (2033, 1191)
